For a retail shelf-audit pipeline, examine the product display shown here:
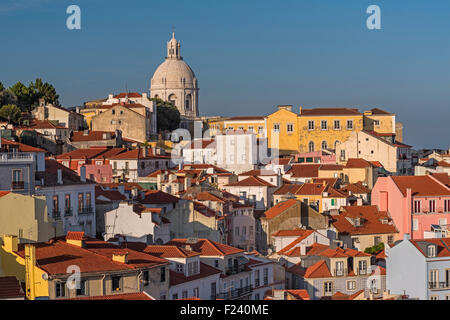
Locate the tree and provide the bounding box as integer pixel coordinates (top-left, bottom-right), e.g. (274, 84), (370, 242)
(0, 82), (4, 92)
(9, 82), (35, 111)
(0, 104), (22, 124)
(0, 89), (18, 107)
(153, 98), (180, 132)
(29, 78), (59, 106)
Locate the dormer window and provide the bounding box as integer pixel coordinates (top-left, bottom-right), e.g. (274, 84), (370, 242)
(428, 245), (436, 257)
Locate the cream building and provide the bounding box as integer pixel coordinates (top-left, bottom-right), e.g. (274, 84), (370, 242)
(150, 33), (199, 118)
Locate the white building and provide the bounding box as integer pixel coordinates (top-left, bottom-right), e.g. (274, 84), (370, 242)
(182, 139), (216, 164)
(223, 176), (277, 210)
(104, 202), (170, 244)
(34, 159), (96, 237)
(386, 234), (450, 300)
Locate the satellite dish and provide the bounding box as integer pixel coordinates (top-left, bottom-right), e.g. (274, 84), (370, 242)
(42, 273), (48, 280)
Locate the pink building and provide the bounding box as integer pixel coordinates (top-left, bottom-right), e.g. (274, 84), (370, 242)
(79, 164), (113, 184)
(371, 174), (450, 240)
(294, 151), (336, 164)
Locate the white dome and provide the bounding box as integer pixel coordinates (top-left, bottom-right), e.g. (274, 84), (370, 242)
(151, 58), (197, 90)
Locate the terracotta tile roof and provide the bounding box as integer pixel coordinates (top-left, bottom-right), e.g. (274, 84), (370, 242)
(299, 108), (362, 116)
(95, 185), (127, 201)
(55, 147), (110, 160)
(225, 116), (265, 121)
(225, 176), (276, 187)
(273, 183), (303, 195)
(437, 161), (450, 168)
(167, 238), (244, 256)
(312, 178), (338, 187)
(239, 169), (278, 176)
(0, 276), (25, 299)
(108, 148), (171, 160)
(193, 201), (217, 218)
(268, 157), (292, 165)
(272, 229), (313, 237)
(369, 108), (393, 115)
(127, 244), (200, 258)
(331, 290), (364, 300)
(391, 175), (450, 197)
(0, 191), (10, 198)
(196, 191), (226, 203)
(295, 183), (327, 195)
(14, 236), (168, 275)
(263, 199), (298, 219)
(304, 260), (332, 278)
(332, 205), (398, 236)
(430, 173), (450, 188)
(18, 119), (66, 130)
(70, 131), (117, 142)
(66, 231), (86, 241)
(345, 158), (374, 168)
(370, 161), (383, 168)
(67, 292), (153, 300)
(113, 92), (142, 98)
(323, 185), (348, 198)
(410, 238), (450, 258)
(187, 139), (216, 149)
(277, 230), (314, 254)
(182, 164), (231, 174)
(0, 138), (46, 153)
(36, 159), (95, 186)
(92, 148), (127, 159)
(286, 164), (321, 178)
(285, 262), (306, 277)
(141, 190), (179, 204)
(340, 182), (371, 194)
(319, 164), (344, 171)
(170, 262), (221, 286)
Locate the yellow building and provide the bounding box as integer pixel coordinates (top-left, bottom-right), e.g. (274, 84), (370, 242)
(297, 107), (364, 154)
(206, 116), (266, 139)
(266, 106), (300, 155)
(362, 108), (397, 135)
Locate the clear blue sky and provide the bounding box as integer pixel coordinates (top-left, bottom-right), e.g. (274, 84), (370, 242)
(1, 0), (449, 149)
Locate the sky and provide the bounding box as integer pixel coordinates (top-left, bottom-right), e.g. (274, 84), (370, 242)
(0, 0), (449, 149)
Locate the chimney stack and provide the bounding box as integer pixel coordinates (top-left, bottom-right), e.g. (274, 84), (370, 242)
(299, 106), (303, 114)
(80, 166), (86, 182)
(57, 169), (63, 184)
(112, 252), (128, 264)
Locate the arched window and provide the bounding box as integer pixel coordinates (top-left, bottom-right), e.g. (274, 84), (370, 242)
(334, 140), (340, 150)
(168, 94), (177, 106)
(308, 141), (314, 153)
(185, 94), (192, 111)
(154, 94), (159, 99)
(321, 141), (328, 150)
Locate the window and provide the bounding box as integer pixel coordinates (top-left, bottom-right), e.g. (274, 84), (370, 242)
(238, 126), (244, 130)
(374, 120), (380, 126)
(242, 226), (246, 235)
(334, 120), (340, 130)
(428, 245), (436, 257)
(359, 260), (367, 274)
(55, 282), (66, 298)
(76, 280), (86, 296)
(413, 219), (418, 231)
(112, 109), (115, 115)
(273, 123), (280, 132)
(193, 287), (199, 298)
(255, 269), (260, 287)
(52, 195), (59, 212)
(193, 261), (199, 274)
(188, 262), (193, 276)
(172, 293), (178, 300)
(335, 261), (344, 276)
(235, 227), (239, 236)
(352, 237), (359, 248)
(374, 236), (382, 246)
(249, 226), (254, 237)
(248, 126), (254, 132)
(211, 282), (216, 298)
(143, 271), (149, 286)
(387, 235), (394, 245)
(347, 120), (353, 130)
(340, 150), (346, 160)
(324, 282), (333, 294)
(12, 169), (22, 183)
(160, 267), (166, 282)
(430, 295), (439, 300)
(321, 141), (328, 150)
(321, 120), (327, 130)
(334, 140), (340, 149)
(78, 193), (84, 212)
(263, 268), (268, 285)
(429, 200), (436, 213)
(308, 120), (314, 130)
(85, 192), (91, 209)
(308, 141), (314, 153)
(347, 280), (356, 291)
(112, 276), (122, 291)
(287, 123), (294, 132)
(176, 263), (183, 273)
(258, 126), (264, 133)
(445, 200), (450, 212)
(214, 260), (219, 268)
(182, 290), (188, 299)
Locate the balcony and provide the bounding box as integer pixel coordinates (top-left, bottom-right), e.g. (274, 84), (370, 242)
(215, 285), (253, 300)
(52, 209), (61, 220)
(11, 181), (24, 190)
(225, 265), (246, 276)
(429, 282), (450, 290)
(78, 206), (93, 215)
(333, 268), (347, 277)
(358, 268), (367, 275)
(0, 153), (33, 163)
(64, 207), (73, 217)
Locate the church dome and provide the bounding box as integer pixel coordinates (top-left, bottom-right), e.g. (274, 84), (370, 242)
(150, 32), (198, 90)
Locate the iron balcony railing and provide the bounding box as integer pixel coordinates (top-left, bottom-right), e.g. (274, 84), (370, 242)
(215, 285), (253, 300)
(429, 281), (450, 290)
(64, 207), (73, 217)
(0, 153), (34, 162)
(358, 268), (367, 275)
(11, 181), (24, 190)
(78, 206), (93, 215)
(52, 209), (61, 220)
(225, 266), (246, 276)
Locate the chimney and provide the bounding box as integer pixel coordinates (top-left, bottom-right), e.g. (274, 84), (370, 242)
(108, 94), (113, 100)
(299, 106), (302, 114)
(178, 162), (182, 170)
(112, 252), (128, 264)
(142, 93), (147, 99)
(273, 290), (285, 300)
(356, 198), (363, 206)
(403, 233), (411, 241)
(184, 177), (191, 191)
(80, 166), (86, 182)
(3, 235), (18, 252)
(300, 244), (306, 256)
(66, 232), (85, 247)
(57, 169), (63, 184)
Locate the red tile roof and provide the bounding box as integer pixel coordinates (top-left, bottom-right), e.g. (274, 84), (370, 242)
(141, 190), (179, 204)
(0, 191), (10, 198)
(37, 159), (95, 186)
(70, 131), (117, 142)
(114, 92), (142, 98)
(66, 231), (86, 241)
(299, 108), (362, 116)
(126, 244), (200, 258)
(340, 182), (371, 194)
(295, 183), (327, 195)
(225, 176), (276, 187)
(167, 238), (244, 256)
(263, 199), (299, 219)
(332, 205), (398, 236)
(273, 183), (303, 195)
(276, 230), (314, 254)
(410, 238), (450, 258)
(187, 139), (216, 149)
(95, 185), (127, 201)
(272, 229), (313, 237)
(0, 138), (46, 153)
(170, 262), (221, 286)
(55, 147), (111, 160)
(239, 169), (278, 177)
(286, 164), (321, 178)
(345, 158), (374, 169)
(391, 175), (450, 197)
(304, 260), (332, 278)
(0, 276), (24, 299)
(268, 157), (293, 165)
(430, 173), (450, 188)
